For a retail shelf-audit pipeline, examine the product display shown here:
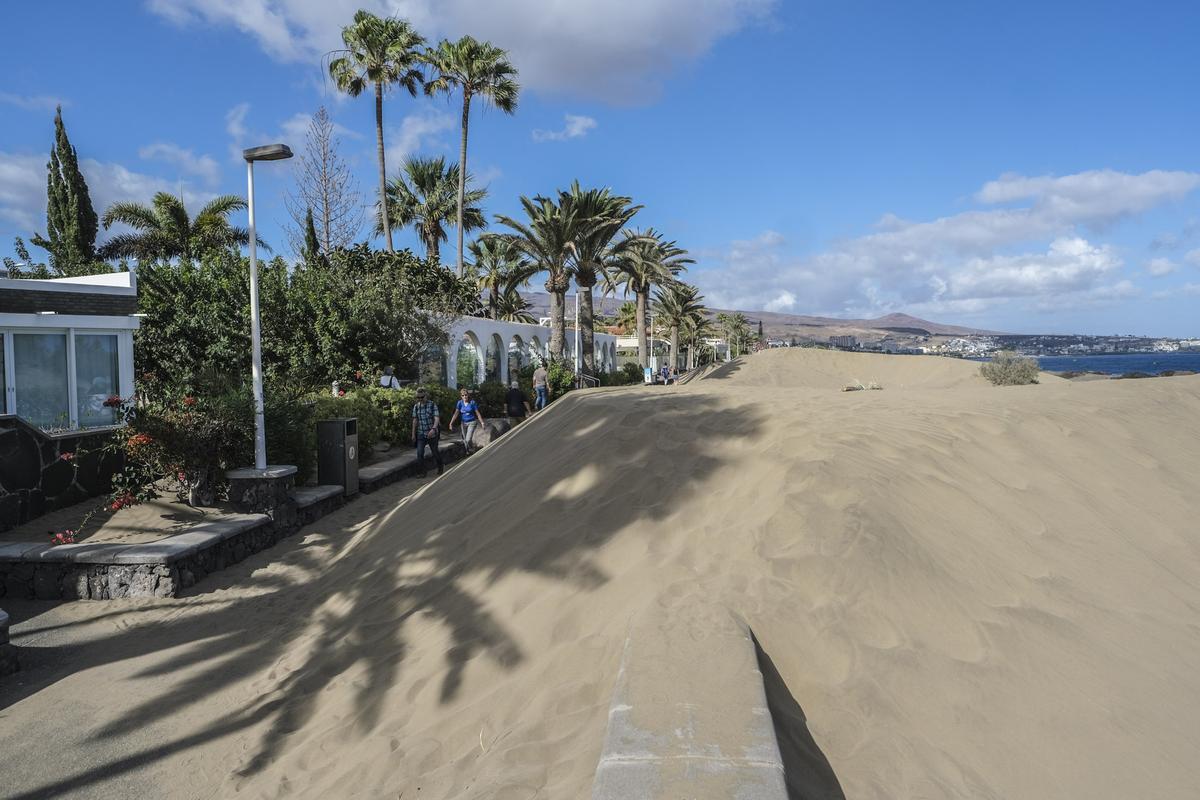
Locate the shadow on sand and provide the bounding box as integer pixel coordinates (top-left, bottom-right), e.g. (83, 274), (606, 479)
(753, 634), (846, 800)
(1, 389), (765, 798)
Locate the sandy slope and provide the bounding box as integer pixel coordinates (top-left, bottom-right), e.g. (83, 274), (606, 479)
(2, 349), (1199, 799)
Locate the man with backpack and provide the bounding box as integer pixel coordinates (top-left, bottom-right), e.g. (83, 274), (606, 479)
(411, 387), (443, 476)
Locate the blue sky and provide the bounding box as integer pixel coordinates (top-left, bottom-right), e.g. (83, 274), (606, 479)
(2, 0), (1199, 336)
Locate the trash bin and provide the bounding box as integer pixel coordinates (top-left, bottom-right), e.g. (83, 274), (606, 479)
(317, 418), (359, 496)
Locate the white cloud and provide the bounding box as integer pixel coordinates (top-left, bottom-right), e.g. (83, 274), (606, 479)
(0, 150), (215, 248)
(389, 109), (455, 159)
(0, 92), (66, 112)
(532, 114), (597, 142)
(146, 0), (775, 103)
(138, 142), (221, 186)
(693, 168), (1200, 321)
(1185, 248), (1200, 268)
(763, 290), (796, 312)
(1145, 257), (1178, 277)
(0, 153), (47, 232)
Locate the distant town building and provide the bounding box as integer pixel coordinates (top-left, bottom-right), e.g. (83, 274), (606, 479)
(829, 335), (858, 349)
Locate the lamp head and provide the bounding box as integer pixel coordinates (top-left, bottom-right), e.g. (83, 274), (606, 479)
(243, 144), (293, 162)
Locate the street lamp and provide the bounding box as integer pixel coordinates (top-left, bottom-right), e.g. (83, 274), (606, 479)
(244, 143), (293, 471)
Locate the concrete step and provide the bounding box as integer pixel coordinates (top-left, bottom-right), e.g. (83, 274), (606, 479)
(592, 603), (787, 799)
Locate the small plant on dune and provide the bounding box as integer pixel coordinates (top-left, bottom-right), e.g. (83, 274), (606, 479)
(980, 351), (1039, 386)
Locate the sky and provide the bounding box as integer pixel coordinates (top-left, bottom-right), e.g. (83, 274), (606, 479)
(2, 0), (1199, 336)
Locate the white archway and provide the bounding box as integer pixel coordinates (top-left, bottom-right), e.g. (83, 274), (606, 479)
(454, 331), (483, 388)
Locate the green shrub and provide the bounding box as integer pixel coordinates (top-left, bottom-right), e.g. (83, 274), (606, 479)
(547, 361), (576, 398)
(620, 362), (643, 384)
(474, 380), (508, 417)
(311, 390), (384, 450)
(980, 351), (1040, 386)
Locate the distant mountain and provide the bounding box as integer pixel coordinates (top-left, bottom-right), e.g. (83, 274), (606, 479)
(516, 291), (1000, 338)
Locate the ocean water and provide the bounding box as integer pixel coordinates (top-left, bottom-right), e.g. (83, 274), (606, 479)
(1035, 352), (1200, 375)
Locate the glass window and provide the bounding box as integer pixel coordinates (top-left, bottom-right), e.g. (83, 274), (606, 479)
(75, 334), (120, 428)
(14, 333), (69, 429)
(1, 334), (6, 414)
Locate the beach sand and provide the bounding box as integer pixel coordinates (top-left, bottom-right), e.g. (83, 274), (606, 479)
(2, 348), (1199, 798)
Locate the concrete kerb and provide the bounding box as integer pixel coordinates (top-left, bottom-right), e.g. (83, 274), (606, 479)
(591, 604), (788, 800)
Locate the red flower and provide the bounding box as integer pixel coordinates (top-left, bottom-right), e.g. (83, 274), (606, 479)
(49, 529), (77, 545)
(103, 395), (124, 408)
(182, 395), (197, 407)
(60, 452), (75, 462)
(128, 433), (153, 447)
(338, 389), (346, 397)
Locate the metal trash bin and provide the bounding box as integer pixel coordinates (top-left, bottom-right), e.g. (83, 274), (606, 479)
(317, 418), (359, 496)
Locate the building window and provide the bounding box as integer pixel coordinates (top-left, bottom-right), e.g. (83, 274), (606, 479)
(75, 333), (120, 428)
(14, 332), (69, 429)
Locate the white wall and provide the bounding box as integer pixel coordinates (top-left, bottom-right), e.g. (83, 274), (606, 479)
(445, 316), (619, 388)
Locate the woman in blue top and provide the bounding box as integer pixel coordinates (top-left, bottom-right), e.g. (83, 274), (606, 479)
(449, 387), (487, 455)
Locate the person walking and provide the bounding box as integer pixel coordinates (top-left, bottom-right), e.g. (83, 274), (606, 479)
(532, 363), (550, 411)
(506, 380), (533, 422)
(450, 387), (486, 455)
(380, 366), (402, 389)
(411, 387), (443, 476)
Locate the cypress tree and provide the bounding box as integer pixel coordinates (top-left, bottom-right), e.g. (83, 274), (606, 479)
(303, 208), (323, 264)
(31, 106), (98, 273)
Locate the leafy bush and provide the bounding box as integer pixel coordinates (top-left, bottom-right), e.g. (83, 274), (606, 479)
(312, 390), (384, 451)
(474, 380), (509, 417)
(980, 351), (1040, 386)
(621, 362), (643, 384)
(547, 361), (576, 398)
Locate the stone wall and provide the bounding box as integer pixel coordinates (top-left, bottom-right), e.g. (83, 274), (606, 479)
(0, 288), (137, 315)
(0, 416), (123, 532)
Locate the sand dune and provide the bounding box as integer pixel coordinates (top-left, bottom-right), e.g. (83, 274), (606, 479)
(2, 349), (1199, 798)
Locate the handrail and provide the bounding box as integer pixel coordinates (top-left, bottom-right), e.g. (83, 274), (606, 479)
(577, 373), (601, 388)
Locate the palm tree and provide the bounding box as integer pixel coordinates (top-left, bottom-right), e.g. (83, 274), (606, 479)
(468, 234), (534, 319)
(98, 192), (267, 261)
(681, 302), (715, 368)
(654, 282), (705, 371)
(717, 312), (752, 357)
(381, 156), (486, 262)
(424, 36), (519, 277)
(329, 10), (425, 254)
(493, 284), (535, 323)
(496, 194), (579, 361)
(614, 300), (638, 334)
(564, 183), (641, 379)
(605, 229), (693, 367)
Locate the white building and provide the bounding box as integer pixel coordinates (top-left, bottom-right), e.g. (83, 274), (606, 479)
(1, 272), (139, 430)
(442, 316), (619, 388)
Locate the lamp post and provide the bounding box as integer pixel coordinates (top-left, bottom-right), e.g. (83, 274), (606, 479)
(243, 143), (293, 471)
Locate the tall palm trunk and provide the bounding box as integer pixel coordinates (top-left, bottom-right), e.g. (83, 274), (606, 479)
(456, 92), (471, 277)
(670, 325), (680, 371)
(375, 83), (393, 253)
(490, 282), (500, 320)
(548, 285), (566, 360)
(578, 276), (596, 378)
(636, 289), (648, 368)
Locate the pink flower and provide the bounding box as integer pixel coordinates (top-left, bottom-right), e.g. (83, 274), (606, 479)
(338, 389), (346, 397)
(182, 396), (197, 407)
(127, 433), (153, 448)
(103, 395), (124, 408)
(60, 452), (75, 462)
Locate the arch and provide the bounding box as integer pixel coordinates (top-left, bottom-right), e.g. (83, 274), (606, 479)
(508, 335), (527, 383)
(528, 335), (544, 365)
(455, 331), (483, 388)
(485, 333), (503, 382)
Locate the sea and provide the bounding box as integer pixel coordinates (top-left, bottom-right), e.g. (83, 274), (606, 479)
(1034, 352), (1200, 376)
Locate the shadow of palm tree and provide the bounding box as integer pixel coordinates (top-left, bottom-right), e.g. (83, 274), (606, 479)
(1, 390), (764, 799)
